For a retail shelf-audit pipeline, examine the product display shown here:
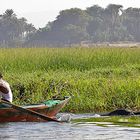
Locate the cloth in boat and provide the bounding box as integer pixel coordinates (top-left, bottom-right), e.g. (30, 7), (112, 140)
(43, 100), (61, 107)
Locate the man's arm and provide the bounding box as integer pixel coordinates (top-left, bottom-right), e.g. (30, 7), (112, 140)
(0, 83), (9, 94)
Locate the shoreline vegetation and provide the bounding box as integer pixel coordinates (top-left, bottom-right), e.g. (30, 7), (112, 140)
(73, 116), (140, 128)
(0, 46), (140, 113)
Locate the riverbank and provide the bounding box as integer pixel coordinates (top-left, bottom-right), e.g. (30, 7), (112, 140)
(0, 47), (140, 113)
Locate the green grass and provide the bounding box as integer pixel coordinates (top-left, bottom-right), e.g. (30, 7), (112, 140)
(0, 47), (140, 113)
(73, 116), (140, 128)
(1, 47), (140, 72)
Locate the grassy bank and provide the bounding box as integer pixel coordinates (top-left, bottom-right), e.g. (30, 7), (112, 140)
(73, 116), (140, 128)
(0, 47), (140, 113)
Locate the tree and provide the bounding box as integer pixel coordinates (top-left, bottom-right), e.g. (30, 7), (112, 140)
(26, 4), (135, 45)
(0, 9), (36, 46)
(26, 8), (91, 45)
(121, 8), (140, 41)
(86, 5), (104, 42)
(103, 4), (123, 42)
(3, 9), (16, 18)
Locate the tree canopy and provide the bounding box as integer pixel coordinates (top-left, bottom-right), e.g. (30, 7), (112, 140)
(1, 5), (140, 47)
(0, 9), (36, 46)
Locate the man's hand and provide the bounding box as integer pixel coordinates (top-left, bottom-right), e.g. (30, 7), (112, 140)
(0, 83), (9, 94)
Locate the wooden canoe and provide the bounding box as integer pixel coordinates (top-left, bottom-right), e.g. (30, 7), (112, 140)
(0, 97), (70, 122)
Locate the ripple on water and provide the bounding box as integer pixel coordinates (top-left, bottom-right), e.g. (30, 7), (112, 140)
(0, 114), (139, 140)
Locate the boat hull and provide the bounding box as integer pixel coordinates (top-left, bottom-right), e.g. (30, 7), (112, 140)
(0, 97), (70, 122)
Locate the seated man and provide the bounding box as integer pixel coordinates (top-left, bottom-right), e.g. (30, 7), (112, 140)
(0, 73), (13, 102)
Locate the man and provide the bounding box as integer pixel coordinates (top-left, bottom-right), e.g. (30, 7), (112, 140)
(0, 73), (13, 102)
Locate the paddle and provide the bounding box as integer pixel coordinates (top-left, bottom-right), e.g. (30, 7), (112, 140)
(1, 100), (60, 122)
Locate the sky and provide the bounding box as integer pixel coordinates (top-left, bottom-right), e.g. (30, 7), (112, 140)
(0, 0), (140, 29)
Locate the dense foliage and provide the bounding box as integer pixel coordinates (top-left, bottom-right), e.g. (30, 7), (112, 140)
(26, 4), (140, 46)
(1, 4), (140, 46)
(1, 47), (140, 112)
(0, 9), (36, 46)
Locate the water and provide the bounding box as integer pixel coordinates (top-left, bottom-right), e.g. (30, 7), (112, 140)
(0, 114), (140, 140)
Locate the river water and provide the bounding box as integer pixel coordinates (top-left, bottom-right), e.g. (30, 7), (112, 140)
(0, 114), (140, 140)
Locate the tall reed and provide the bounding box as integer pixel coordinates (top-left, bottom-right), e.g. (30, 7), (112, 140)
(0, 47), (140, 112)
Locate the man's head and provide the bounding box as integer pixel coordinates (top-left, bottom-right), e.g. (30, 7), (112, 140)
(0, 72), (3, 79)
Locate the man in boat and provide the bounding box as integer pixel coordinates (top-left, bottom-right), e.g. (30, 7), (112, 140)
(0, 73), (13, 102)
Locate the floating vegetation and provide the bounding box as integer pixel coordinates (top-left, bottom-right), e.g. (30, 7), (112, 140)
(73, 116), (140, 128)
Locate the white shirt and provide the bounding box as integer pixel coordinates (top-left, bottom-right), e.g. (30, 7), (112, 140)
(0, 79), (13, 102)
